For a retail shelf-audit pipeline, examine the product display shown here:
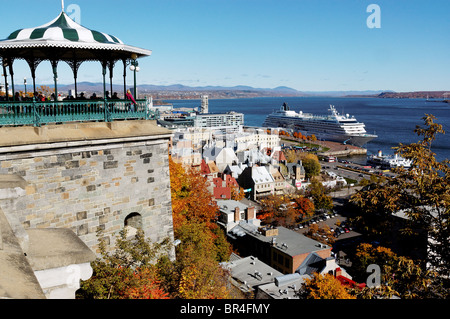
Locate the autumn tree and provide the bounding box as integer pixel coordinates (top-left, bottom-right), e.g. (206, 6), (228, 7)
(351, 243), (443, 299)
(292, 195), (315, 219)
(297, 273), (356, 299)
(77, 228), (171, 299)
(166, 156), (233, 299)
(306, 177), (333, 212)
(157, 220), (233, 299)
(259, 194), (297, 227)
(351, 114), (450, 293)
(259, 194), (315, 227)
(302, 154), (321, 178)
(231, 186), (245, 201)
(304, 223), (335, 245)
(169, 156), (219, 231)
(37, 85), (54, 97)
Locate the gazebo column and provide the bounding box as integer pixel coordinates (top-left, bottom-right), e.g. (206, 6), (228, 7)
(2, 59), (8, 101)
(122, 58), (127, 99)
(108, 60), (116, 97)
(51, 60), (59, 100)
(66, 59), (83, 99)
(101, 61), (107, 99)
(8, 58), (15, 100)
(25, 57), (41, 96)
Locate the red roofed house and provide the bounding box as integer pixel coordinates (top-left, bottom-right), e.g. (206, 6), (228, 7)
(212, 174), (240, 200)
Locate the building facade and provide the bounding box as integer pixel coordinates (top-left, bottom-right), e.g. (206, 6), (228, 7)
(0, 121), (175, 255)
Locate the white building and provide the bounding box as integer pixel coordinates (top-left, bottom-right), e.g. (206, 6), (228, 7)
(193, 112), (244, 132)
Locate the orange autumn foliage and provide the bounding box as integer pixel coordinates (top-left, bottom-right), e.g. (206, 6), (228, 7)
(121, 268), (169, 299)
(169, 156), (218, 231)
(301, 273), (356, 299)
(259, 194), (314, 227)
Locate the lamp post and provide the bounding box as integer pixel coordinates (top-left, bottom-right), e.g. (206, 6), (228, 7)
(129, 53), (140, 99)
(24, 77), (27, 97)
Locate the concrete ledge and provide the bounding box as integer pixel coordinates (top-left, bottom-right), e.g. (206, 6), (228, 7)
(0, 120), (172, 149)
(0, 175), (29, 252)
(0, 209), (46, 299)
(0, 175), (28, 200)
(26, 229), (96, 271)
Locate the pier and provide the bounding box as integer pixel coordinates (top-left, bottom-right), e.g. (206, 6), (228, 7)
(281, 136), (367, 157)
(316, 140), (367, 157)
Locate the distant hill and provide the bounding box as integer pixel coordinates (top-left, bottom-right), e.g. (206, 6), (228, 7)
(307, 90), (391, 97)
(376, 91), (449, 99)
(54, 82), (391, 96)
(14, 82), (448, 101)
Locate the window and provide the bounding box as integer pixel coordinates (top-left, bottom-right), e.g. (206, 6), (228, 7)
(124, 212), (142, 237)
(284, 257), (290, 268)
(277, 253), (283, 264)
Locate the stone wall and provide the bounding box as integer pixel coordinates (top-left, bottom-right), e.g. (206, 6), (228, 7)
(0, 121), (174, 255)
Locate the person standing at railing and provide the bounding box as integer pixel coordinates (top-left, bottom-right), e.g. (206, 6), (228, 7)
(126, 89), (136, 112)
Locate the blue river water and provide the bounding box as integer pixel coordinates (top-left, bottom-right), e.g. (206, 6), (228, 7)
(165, 97), (450, 164)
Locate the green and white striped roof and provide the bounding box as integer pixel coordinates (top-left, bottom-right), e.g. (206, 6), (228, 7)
(0, 11), (151, 58)
(7, 11), (124, 45)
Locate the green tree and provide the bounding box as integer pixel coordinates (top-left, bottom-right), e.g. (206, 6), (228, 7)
(307, 177), (333, 212)
(351, 115), (450, 296)
(302, 154), (321, 178)
(77, 228), (171, 299)
(157, 220), (233, 299)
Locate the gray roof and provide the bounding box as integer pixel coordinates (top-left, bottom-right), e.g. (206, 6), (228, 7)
(296, 252), (325, 275)
(222, 256), (283, 292)
(216, 200), (249, 215)
(247, 226), (330, 257)
(257, 273), (310, 299)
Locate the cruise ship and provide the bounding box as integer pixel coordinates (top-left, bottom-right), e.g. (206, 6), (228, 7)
(262, 103), (377, 147)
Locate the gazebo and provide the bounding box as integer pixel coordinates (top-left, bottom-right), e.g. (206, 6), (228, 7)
(0, 2), (156, 126)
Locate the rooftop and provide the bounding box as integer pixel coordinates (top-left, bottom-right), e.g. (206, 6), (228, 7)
(249, 226), (330, 257)
(216, 200), (249, 215)
(257, 273), (310, 299)
(222, 255), (283, 293)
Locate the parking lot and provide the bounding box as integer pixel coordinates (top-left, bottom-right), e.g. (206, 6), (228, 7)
(321, 159), (396, 182)
(294, 212), (361, 241)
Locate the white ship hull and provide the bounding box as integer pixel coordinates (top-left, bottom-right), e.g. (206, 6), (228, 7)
(262, 103), (377, 147)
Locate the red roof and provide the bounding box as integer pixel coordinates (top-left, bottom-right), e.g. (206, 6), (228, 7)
(200, 160), (211, 175)
(336, 274), (366, 290)
(214, 187), (231, 199)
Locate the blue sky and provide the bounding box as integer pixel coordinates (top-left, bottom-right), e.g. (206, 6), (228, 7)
(2, 0), (449, 92)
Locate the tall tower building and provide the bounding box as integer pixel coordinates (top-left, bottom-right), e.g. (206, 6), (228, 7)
(200, 95), (209, 114)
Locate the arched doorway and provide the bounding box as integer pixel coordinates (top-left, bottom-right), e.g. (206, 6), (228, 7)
(124, 212), (142, 238)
